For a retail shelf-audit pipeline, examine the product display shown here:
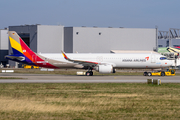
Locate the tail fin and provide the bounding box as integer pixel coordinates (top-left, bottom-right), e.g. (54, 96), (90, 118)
(7, 31), (58, 68)
(9, 31), (35, 56)
(6, 31), (37, 64)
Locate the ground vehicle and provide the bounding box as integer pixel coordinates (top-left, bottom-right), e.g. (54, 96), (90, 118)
(144, 69), (175, 76)
(23, 64), (39, 69)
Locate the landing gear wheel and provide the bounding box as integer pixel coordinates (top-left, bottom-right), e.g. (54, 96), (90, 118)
(161, 72), (165, 76)
(90, 71), (93, 76)
(86, 71), (93, 76)
(86, 72), (89, 76)
(143, 72), (148, 76)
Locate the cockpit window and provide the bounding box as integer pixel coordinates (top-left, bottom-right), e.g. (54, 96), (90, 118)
(160, 57), (167, 60)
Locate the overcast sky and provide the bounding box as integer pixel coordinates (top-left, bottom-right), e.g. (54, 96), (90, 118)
(0, 0), (180, 31)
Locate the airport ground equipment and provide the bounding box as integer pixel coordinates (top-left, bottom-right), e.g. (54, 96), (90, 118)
(144, 69), (175, 76)
(23, 64), (39, 69)
(76, 71), (86, 76)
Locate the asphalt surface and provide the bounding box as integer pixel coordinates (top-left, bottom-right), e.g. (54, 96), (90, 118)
(0, 73), (180, 83)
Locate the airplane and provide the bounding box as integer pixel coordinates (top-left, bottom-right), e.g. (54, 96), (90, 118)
(5, 31), (172, 76)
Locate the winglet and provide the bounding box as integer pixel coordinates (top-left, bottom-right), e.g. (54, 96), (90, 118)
(61, 51), (68, 60)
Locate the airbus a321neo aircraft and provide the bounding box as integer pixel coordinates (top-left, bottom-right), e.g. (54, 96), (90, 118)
(6, 31), (172, 76)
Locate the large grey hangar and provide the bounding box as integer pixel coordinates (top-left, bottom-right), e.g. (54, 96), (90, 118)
(9, 25), (157, 53)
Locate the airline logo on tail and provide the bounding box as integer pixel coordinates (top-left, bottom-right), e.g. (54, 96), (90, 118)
(8, 31), (36, 64)
(6, 31), (58, 68)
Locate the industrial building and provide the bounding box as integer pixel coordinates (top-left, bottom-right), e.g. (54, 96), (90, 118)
(64, 27), (157, 53)
(158, 39), (180, 47)
(9, 25), (158, 54)
(158, 29), (180, 47)
(0, 29), (8, 67)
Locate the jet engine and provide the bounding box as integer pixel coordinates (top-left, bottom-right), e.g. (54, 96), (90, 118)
(95, 65), (116, 73)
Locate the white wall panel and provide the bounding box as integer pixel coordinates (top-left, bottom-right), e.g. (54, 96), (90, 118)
(72, 27), (156, 53)
(0, 30), (8, 50)
(37, 25), (64, 53)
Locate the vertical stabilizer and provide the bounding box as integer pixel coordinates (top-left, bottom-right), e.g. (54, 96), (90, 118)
(7, 31), (37, 64)
(8, 31), (37, 63)
(7, 31), (58, 68)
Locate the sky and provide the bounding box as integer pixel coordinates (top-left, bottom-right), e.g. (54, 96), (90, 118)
(0, 0), (180, 31)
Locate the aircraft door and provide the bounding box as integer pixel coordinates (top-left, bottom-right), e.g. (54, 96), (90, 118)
(151, 54), (156, 63)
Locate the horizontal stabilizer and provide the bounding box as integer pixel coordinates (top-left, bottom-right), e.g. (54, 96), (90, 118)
(5, 55), (25, 61)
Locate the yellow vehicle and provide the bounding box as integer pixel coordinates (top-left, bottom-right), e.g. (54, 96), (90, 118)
(23, 64), (39, 69)
(144, 69), (175, 76)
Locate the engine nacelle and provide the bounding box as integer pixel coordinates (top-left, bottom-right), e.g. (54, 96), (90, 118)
(95, 65), (116, 74)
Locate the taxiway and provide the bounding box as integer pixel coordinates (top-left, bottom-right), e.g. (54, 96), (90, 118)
(0, 73), (179, 83)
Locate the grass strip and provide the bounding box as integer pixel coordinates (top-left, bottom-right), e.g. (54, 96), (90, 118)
(0, 83), (180, 119)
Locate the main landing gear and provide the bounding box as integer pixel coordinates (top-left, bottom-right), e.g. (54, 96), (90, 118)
(86, 67), (93, 76)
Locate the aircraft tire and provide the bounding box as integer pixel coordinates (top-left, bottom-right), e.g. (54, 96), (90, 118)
(86, 71), (93, 76)
(86, 72), (89, 76)
(90, 71), (93, 76)
(161, 72), (165, 76)
(143, 72), (148, 76)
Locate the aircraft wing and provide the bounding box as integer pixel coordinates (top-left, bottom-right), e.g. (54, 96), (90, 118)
(61, 51), (98, 67)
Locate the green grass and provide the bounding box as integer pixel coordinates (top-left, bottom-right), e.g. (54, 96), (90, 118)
(0, 83), (180, 119)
